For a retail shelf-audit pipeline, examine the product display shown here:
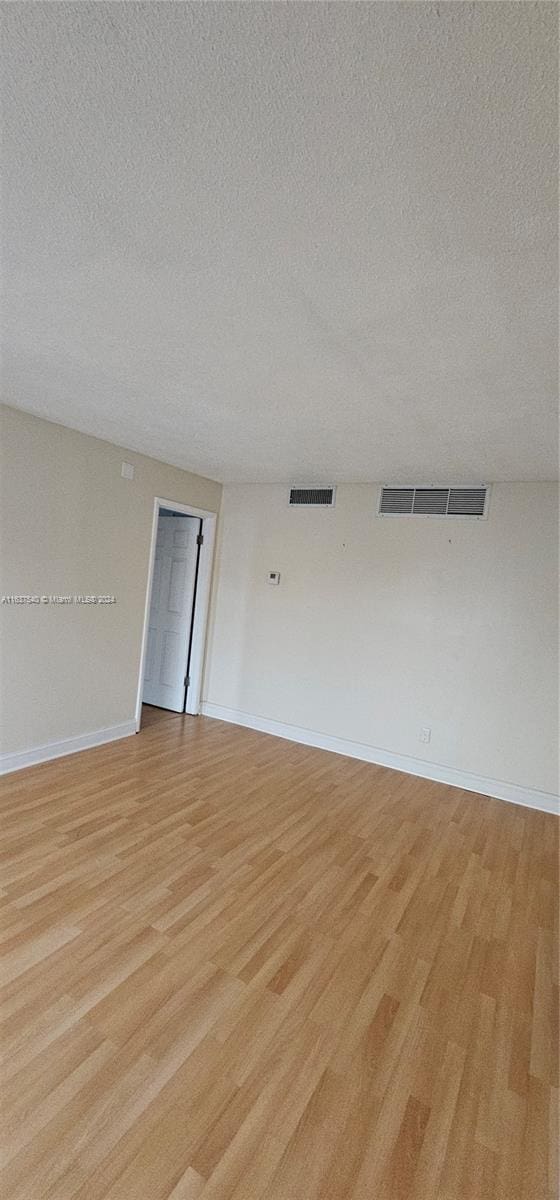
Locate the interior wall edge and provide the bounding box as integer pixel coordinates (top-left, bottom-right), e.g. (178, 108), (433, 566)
(201, 702), (560, 816)
(0, 721), (137, 776)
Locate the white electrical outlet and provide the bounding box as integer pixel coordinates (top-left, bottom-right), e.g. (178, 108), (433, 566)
(121, 461), (134, 480)
(420, 727), (431, 744)
(267, 571), (280, 586)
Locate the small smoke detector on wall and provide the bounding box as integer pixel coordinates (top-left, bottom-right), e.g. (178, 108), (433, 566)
(121, 462), (134, 480)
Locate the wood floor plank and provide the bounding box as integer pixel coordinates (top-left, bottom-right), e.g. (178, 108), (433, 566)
(0, 708), (558, 1199)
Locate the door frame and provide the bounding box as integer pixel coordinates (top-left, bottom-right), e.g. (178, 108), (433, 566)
(135, 496), (217, 730)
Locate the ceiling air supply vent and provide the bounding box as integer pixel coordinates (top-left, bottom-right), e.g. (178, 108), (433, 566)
(289, 487), (336, 507)
(410, 488), (449, 515)
(378, 485), (488, 518)
(379, 487), (414, 515)
(446, 487), (487, 516)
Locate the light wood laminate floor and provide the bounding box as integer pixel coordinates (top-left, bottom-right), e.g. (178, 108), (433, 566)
(1, 713), (558, 1199)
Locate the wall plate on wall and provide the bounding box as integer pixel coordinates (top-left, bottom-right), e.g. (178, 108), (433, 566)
(267, 572), (280, 586)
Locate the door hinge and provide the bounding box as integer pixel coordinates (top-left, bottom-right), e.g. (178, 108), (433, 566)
(184, 675), (190, 688)
(196, 533), (204, 546)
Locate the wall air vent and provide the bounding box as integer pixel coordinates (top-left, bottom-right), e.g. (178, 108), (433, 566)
(378, 485), (488, 518)
(289, 487), (336, 507)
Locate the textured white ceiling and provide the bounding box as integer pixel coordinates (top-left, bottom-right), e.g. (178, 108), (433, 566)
(2, 2), (557, 483)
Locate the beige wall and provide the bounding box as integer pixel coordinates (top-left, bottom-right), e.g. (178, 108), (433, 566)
(0, 405), (221, 755)
(204, 482), (559, 796)
(2, 406), (557, 799)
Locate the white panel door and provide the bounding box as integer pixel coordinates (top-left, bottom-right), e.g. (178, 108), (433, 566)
(142, 514), (199, 711)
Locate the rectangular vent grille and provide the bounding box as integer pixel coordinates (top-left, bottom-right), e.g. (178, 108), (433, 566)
(378, 486), (488, 518)
(289, 487), (336, 507)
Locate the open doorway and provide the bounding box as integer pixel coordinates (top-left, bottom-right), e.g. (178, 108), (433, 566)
(142, 509), (200, 713)
(135, 497), (217, 731)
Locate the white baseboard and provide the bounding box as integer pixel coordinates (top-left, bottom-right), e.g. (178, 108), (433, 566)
(0, 720), (136, 776)
(201, 703), (559, 816)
